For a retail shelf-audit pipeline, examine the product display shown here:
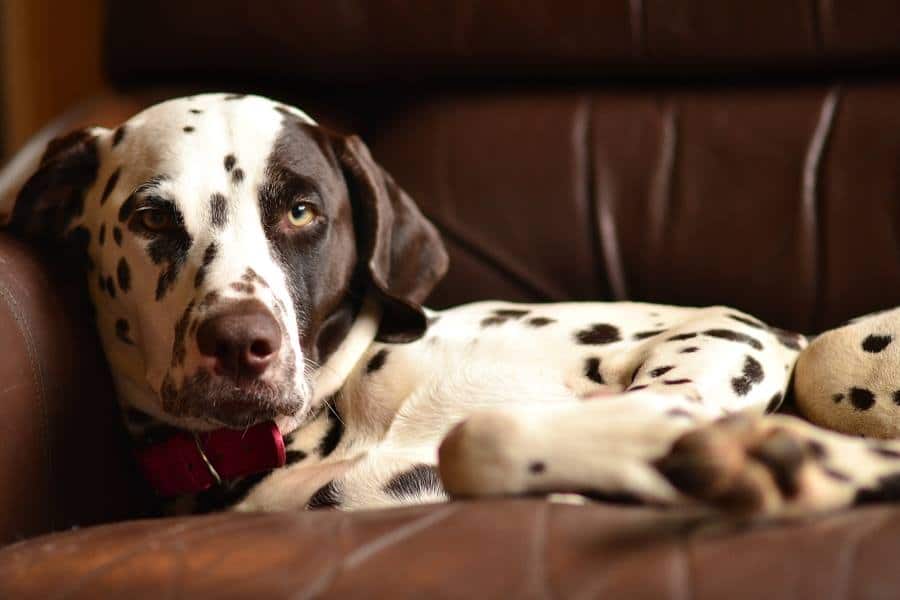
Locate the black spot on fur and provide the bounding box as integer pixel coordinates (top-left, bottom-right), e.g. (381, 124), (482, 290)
(481, 316), (507, 327)
(731, 355), (764, 396)
(628, 384), (649, 392)
(806, 440), (827, 460)
(100, 167), (121, 205)
(771, 327), (804, 351)
(194, 242), (218, 288)
(862, 334), (893, 353)
(583, 357), (604, 384)
(231, 168), (244, 184)
(704, 329), (764, 351)
(224, 154), (236, 172)
(663, 379), (693, 385)
(668, 332), (698, 342)
(527, 317), (556, 327)
(98, 223), (106, 246)
(824, 468), (852, 482)
(665, 408), (695, 419)
(680, 347), (699, 353)
(893, 391), (900, 406)
(285, 449), (307, 465)
(849, 387), (876, 411)
(106, 275), (116, 298)
(113, 227), (122, 246)
(307, 481), (341, 509)
(118, 193), (136, 222)
(633, 330), (665, 340)
(142, 206), (192, 301)
(189, 108), (203, 115)
(385, 464), (443, 499)
(317, 402), (344, 458)
(529, 461), (546, 474)
(183, 126), (195, 133)
(230, 281), (254, 294)
(833, 393), (845, 403)
(855, 473), (900, 504)
(575, 323), (621, 345)
(366, 349), (389, 374)
(493, 309), (529, 319)
(872, 447), (900, 459)
(766, 392), (784, 413)
(112, 125), (126, 147)
(116, 257), (131, 292)
(727, 314), (766, 329)
(115, 318), (134, 345)
(649, 366), (674, 378)
(210, 193), (227, 227)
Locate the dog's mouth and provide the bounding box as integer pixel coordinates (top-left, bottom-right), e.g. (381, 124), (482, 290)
(162, 370), (306, 429)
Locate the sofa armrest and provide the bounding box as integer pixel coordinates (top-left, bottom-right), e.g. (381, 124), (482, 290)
(0, 234), (152, 545)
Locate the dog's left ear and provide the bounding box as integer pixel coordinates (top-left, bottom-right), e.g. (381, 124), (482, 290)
(332, 132), (448, 343)
(7, 128), (101, 240)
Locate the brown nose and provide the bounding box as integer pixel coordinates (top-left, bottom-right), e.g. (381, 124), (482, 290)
(196, 299), (282, 380)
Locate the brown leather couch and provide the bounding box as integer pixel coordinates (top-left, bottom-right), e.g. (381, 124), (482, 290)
(4, 1), (900, 597)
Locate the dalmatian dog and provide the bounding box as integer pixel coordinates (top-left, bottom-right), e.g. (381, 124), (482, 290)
(6, 93), (900, 518)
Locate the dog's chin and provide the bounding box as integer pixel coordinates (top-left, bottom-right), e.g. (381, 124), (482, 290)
(163, 371), (306, 429)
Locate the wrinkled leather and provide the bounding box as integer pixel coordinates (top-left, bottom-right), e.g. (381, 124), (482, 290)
(4, 0), (900, 596)
(3, 500), (900, 598)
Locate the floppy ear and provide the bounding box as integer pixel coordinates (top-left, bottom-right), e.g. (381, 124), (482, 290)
(333, 133), (448, 343)
(8, 128), (100, 240)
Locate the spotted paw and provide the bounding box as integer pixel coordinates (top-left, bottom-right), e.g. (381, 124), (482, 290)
(654, 415), (854, 516)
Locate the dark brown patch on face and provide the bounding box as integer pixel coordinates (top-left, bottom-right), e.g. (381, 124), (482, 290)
(106, 275), (116, 298)
(862, 334), (893, 353)
(766, 392), (784, 413)
(183, 126), (195, 133)
(307, 481), (340, 509)
(189, 108), (203, 115)
(850, 387), (876, 411)
(118, 194), (137, 222)
(231, 168), (244, 184)
(100, 167), (121, 205)
(257, 114), (361, 367)
(663, 379), (693, 385)
(98, 223), (106, 245)
(113, 226), (123, 245)
(668, 332), (697, 342)
(529, 461), (546, 474)
(116, 257), (131, 292)
(242, 267), (269, 288)
(679, 346), (699, 353)
(224, 154), (236, 172)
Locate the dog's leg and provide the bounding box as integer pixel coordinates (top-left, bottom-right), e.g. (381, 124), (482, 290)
(438, 390), (714, 505)
(439, 308), (799, 506)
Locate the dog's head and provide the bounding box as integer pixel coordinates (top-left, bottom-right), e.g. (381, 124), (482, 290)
(9, 94), (447, 429)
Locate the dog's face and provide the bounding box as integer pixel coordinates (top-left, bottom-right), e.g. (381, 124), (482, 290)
(9, 94), (448, 430)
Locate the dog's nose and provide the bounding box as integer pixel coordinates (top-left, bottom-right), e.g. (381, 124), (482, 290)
(196, 300), (282, 379)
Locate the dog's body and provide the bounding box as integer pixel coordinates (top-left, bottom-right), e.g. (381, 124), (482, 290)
(9, 93), (900, 518)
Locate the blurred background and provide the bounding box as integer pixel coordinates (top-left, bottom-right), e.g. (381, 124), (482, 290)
(1, 0), (104, 160)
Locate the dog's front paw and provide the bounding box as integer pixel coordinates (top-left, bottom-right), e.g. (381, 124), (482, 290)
(654, 415), (854, 517)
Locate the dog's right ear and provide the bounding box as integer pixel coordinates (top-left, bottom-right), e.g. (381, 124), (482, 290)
(6, 128), (101, 240)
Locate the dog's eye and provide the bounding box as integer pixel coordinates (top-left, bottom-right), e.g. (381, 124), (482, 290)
(287, 202), (317, 228)
(138, 209), (176, 232)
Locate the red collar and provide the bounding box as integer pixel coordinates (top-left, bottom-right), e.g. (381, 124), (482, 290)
(136, 421), (286, 497)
